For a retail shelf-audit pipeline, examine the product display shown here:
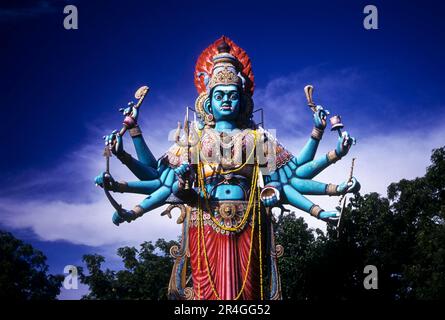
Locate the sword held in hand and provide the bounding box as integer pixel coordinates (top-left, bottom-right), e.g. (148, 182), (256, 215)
(304, 85), (317, 113)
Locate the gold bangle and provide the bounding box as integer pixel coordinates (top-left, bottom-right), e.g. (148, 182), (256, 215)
(117, 181), (128, 193)
(310, 205), (323, 218)
(327, 150), (340, 163)
(129, 126), (142, 137)
(311, 127), (324, 141)
(132, 205), (145, 217)
(326, 183), (338, 196)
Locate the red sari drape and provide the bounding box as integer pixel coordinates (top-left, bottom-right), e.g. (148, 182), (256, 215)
(189, 217), (263, 300)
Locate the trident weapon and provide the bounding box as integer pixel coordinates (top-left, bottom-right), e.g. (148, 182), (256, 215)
(336, 157), (356, 236)
(173, 107), (200, 191)
(183, 107), (191, 190)
(102, 85), (149, 217)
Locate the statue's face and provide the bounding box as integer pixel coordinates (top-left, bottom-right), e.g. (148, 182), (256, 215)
(210, 84), (240, 121)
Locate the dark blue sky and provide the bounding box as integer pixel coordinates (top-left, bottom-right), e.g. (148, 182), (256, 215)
(2, 0), (444, 176)
(1, 0), (444, 298)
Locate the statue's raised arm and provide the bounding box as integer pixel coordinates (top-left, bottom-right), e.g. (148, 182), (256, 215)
(94, 86), (183, 225)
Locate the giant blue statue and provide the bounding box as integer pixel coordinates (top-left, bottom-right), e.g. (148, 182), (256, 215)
(95, 36), (360, 300)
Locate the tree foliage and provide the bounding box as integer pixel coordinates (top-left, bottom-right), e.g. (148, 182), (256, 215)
(0, 231), (63, 300)
(78, 239), (178, 300)
(277, 146), (445, 300)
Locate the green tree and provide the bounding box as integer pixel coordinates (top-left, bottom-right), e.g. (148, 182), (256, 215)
(274, 212), (324, 300)
(387, 146), (445, 299)
(79, 238), (178, 300)
(276, 146), (445, 300)
(0, 230), (63, 300)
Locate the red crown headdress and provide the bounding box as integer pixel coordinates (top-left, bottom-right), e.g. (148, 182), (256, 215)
(194, 36), (255, 96)
(194, 36), (255, 128)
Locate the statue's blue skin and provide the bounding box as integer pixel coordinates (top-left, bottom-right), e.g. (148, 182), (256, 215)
(211, 85), (240, 131)
(95, 84), (360, 225)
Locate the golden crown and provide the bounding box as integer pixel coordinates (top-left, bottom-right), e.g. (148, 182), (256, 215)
(204, 39), (245, 92)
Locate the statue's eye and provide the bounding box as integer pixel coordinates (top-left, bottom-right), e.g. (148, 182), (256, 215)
(230, 93), (239, 100)
(214, 93), (222, 101)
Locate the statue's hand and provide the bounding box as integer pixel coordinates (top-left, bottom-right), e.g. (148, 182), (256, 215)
(335, 131), (356, 158)
(337, 177), (361, 194)
(94, 172), (120, 191)
(104, 130), (123, 155)
(260, 186), (280, 207)
(119, 103), (139, 129)
(174, 162), (190, 176)
(174, 162), (193, 189)
(94, 174), (105, 188)
(313, 105), (329, 130)
(319, 210), (340, 224)
(112, 209), (136, 226)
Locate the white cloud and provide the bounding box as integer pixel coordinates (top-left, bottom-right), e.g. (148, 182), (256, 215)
(279, 125), (445, 232)
(254, 67), (361, 135)
(0, 112), (184, 248)
(0, 196), (181, 247)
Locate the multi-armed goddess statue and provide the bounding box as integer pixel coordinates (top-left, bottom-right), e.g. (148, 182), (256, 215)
(95, 36), (360, 300)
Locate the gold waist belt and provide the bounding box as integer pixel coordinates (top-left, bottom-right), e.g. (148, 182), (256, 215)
(190, 200), (252, 235)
